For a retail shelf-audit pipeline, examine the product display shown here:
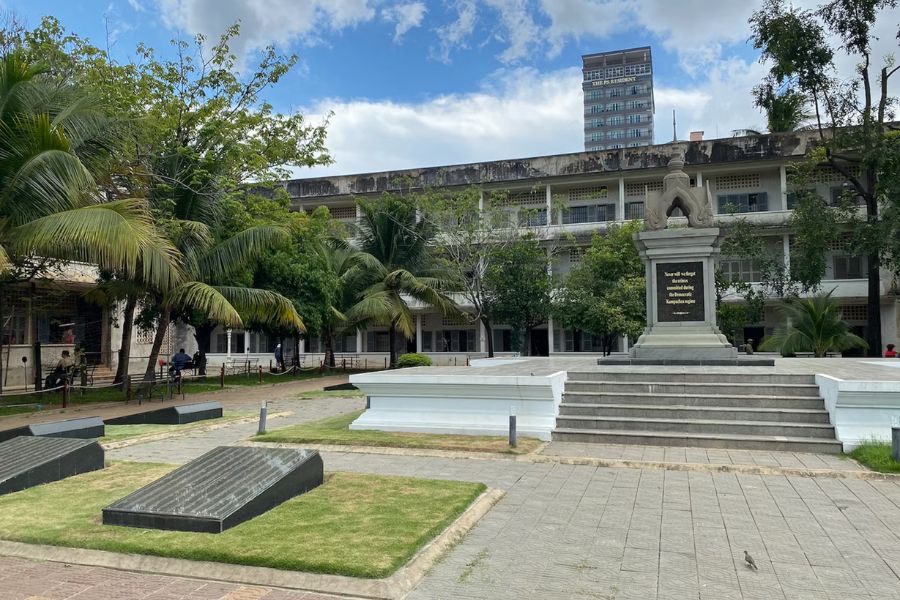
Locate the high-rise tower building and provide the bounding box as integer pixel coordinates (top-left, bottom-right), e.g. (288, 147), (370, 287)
(582, 47), (654, 152)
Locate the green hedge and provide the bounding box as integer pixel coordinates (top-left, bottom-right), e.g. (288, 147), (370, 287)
(396, 353), (433, 368)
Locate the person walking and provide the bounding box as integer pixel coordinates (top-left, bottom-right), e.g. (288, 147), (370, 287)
(274, 343), (285, 372)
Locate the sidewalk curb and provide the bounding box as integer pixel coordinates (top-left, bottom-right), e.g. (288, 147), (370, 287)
(242, 440), (893, 480)
(0, 488), (503, 600)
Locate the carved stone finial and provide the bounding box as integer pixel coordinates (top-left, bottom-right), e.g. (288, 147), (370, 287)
(643, 152), (714, 231)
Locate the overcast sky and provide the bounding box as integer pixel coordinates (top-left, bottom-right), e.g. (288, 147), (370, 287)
(8, 0), (900, 178)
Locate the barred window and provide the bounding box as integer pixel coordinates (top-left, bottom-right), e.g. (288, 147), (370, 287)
(840, 305), (868, 321)
(520, 208), (548, 227)
(719, 258), (762, 283)
(833, 255), (865, 279)
(569, 247), (587, 264)
(625, 201), (645, 220)
(717, 192), (768, 213)
(329, 206), (356, 220)
(562, 204), (615, 224)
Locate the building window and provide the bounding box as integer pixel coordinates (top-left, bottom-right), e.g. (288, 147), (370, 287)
(626, 99), (649, 110)
(829, 186), (865, 206)
(606, 66), (625, 77)
(608, 87), (623, 97)
(719, 258), (762, 283)
(607, 129), (625, 139)
(606, 102), (623, 112)
(628, 128), (645, 138)
(624, 64), (650, 76)
(715, 173), (761, 190)
(584, 69), (602, 81)
(607, 115), (624, 126)
(366, 331), (390, 352)
(588, 132), (604, 142)
(607, 143), (623, 149)
(520, 208), (547, 227)
(589, 104), (604, 114)
(568, 186), (608, 202)
(569, 247), (586, 264)
(625, 201), (645, 220)
(436, 330), (475, 352)
(587, 90), (603, 100)
(627, 142), (643, 148)
(562, 204), (615, 224)
(626, 85), (647, 95)
(717, 192), (769, 213)
(786, 187), (815, 210)
(833, 255), (865, 279)
(588, 118), (605, 128)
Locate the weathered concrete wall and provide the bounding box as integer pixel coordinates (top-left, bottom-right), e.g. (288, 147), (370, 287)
(284, 132), (815, 201)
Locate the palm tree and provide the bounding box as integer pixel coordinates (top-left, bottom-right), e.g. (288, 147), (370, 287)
(348, 194), (460, 368)
(317, 243), (372, 368)
(0, 52), (178, 288)
(759, 292), (867, 357)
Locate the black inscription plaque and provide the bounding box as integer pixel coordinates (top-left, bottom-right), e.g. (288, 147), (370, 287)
(656, 261), (704, 322)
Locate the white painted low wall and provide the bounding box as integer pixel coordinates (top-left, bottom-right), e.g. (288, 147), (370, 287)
(349, 368), (567, 441)
(816, 374), (900, 451)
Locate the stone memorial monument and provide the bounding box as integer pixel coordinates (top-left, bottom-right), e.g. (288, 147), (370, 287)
(626, 153), (738, 362)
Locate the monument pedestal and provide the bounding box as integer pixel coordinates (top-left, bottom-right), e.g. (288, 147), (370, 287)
(629, 227), (737, 361)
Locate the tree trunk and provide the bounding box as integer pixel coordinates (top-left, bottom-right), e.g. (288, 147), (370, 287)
(114, 295), (137, 384)
(144, 308), (172, 380)
(481, 316), (494, 358)
(193, 321), (214, 375)
(324, 334), (336, 368)
(522, 327), (531, 357)
(389, 319), (398, 368)
(865, 251), (882, 356)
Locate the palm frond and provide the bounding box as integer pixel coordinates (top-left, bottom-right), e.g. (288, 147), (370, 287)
(214, 285), (304, 331)
(197, 225), (289, 281)
(6, 199), (183, 290)
(167, 281), (244, 327)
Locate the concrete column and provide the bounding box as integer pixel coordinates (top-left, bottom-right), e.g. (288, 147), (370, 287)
(355, 203), (362, 228)
(547, 317), (555, 354)
(696, 171), (703, 188)
(244, 331), (250, 354)
(226, 328), (232, 357)
(545, 183), (552, 226)
(618, 177), (626, 221)
(779, 165), (788, 210)
(299, 337), (305, 354)
(782, 234), (791, 272)
(415, 315), (423, 353)
(356, 330), (363, 353)
(623, 335), (629, 352)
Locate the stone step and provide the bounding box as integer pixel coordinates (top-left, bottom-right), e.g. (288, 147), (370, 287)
(562, 391), (826, 410)
(557, 403), (831, 423)
(568, 371), (816, 385)
(554, 415), (835, 438)
(551, 428), (843, 454)
(565, 380), (821, 397)
(570, 371), (817, 384)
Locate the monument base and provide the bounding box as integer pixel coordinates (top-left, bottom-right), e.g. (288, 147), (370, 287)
(597, 357), (775, 366)
(629, 324), (738, 361)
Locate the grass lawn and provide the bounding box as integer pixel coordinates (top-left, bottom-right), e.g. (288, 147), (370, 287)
(99, 411), (255, 443)
(0, 462), (486, 578)
(256, 409), (543, 454)
(848, 441), (900, 473)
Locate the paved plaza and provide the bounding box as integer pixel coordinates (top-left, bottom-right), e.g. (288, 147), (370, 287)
(3, 381), (900, 599)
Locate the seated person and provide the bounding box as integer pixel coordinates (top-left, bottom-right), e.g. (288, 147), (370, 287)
(886, 344), (897, 358)
(45, 350), (74, 388)
(170, 348), (191, 374)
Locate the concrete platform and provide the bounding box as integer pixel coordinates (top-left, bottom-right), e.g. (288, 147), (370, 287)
(103, 446), (323, 533)
(105, 401), (223, 426)
(0, 437), (105, 495)
(0, 416), (105, 443)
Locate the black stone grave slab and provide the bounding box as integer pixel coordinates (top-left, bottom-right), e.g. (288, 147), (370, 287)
(103, 446), (323, 533)
(0, 416), (105, 443)
(0, 436), (105, 495)
(105, 401), (223, 426)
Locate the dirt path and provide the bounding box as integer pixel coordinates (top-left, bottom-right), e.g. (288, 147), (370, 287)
(0, 374), (351, 430)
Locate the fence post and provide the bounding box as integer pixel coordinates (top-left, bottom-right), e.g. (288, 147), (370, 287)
(62, 380), (69, 409)
(220, 364), (225, 388)
(125, 375), (133, 403)
(258, 365), (263, 383)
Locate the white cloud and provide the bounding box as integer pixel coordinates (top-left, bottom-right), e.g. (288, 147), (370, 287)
(297, 67), (584, 177)
(127, 0), (146, 12)
(381, 2), (427, 42)
(156, 0), (376, 59)
(484, 0), (541, 63)
(433, 0), (478, 63)
(539, 0), (629, 58)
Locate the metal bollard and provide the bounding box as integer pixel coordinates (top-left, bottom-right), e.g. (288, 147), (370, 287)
(258, 365), (263, 383)
(509, 406), (517, 448)
(892, 422), (900, 461)
(220, 364), (225, 388)
(258, 399), (268, 435)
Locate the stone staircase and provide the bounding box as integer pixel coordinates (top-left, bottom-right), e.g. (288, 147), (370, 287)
(552, 371), (842, 453)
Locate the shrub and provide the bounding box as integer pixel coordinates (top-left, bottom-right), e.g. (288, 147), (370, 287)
(395, 353), (433, 368)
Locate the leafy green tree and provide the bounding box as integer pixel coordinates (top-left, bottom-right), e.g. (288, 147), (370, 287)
(553, 224), (645, 356)
(348, 193), (460, 368)
(750, 0), (900, 356)
(759, 291), (867, 356)
(484, 234), (552, 355)
(756, 85), (811, 132)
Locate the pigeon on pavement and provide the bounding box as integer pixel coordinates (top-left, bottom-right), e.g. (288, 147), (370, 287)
(744, 550), (758, 570)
